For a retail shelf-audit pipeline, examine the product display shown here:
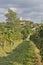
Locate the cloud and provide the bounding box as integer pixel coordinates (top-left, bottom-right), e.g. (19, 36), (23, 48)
(0, 8), (6, 14)
(10, 8), (17, 12)
(0, 0), (43, 23)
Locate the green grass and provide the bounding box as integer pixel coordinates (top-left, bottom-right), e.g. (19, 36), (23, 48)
(0, 40), (22, 57)
(0, 40), (41, 65)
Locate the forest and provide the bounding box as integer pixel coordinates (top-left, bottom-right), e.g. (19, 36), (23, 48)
(0, 9), (43, 65)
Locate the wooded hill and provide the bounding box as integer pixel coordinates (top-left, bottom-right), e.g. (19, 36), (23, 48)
(0, 9), (43, 65)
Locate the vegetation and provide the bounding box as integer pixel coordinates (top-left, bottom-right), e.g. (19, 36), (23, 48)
(0, 41), (42, 65)
(0, 9), (43, 65)
(30, 24), (43, 63)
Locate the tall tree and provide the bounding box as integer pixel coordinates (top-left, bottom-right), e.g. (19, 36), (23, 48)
(5, 9), (17, 22)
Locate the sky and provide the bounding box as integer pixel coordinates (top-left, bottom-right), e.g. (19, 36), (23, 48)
(0, 0), (43, 23)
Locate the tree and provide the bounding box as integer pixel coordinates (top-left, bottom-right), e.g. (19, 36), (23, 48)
(5, 9), (17, 22)
(4, 9), (22, 43)
(21, 22), (32, 40)
(30, 24), (43, 61)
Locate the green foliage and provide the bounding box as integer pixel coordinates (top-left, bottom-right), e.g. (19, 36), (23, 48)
(30, 24), (43, 61)
(5, 9), (17, 22)
(21, 23), (32, 40)
(0, 9), (22, 48)
(0, 41), (41, 65)
(0, 9), (42, 65)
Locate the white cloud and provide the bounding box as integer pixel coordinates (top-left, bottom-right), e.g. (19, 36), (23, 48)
(10, 7), (17, 12)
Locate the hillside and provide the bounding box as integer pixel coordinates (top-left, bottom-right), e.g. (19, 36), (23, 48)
(0, 41), (42, 65)
(0, 9), (43, 65)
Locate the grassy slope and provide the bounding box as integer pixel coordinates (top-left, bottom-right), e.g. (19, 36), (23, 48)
(0, 40), (22, 57)
(0, 40), (42, 65)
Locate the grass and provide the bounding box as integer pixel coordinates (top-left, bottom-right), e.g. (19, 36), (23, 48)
(0, 40), (42, 65)
(0, 40), (22, 57)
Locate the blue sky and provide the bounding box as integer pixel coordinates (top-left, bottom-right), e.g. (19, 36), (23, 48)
(0, 0), (43, 23)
